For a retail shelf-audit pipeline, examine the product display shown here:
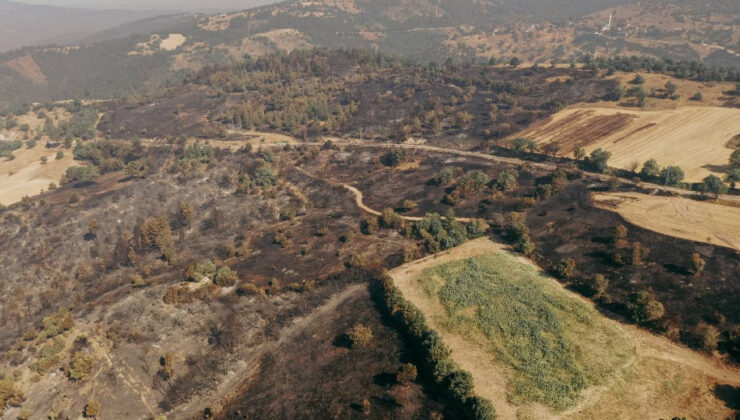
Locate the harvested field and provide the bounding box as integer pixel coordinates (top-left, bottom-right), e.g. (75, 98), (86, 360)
(515, 105), (740, 181)
(0, 143), (78, 206)
(592, 191), (740, 251)
(389, 237), (740, 419)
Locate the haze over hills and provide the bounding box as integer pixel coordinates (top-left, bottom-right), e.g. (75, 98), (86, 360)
(0, 0), (175, 52)
(0, 0), (739, 112)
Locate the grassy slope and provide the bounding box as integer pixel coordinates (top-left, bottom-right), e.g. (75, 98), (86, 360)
(418, 252), (633, 411)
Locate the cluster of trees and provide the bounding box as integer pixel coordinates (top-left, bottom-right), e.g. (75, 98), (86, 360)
(580, 55), (740, 82)
(0, 140), (22, 159)
(409, 211), (489, 252)
(62, 138), (148, 184)
(184, 260), (238, 287)
(44, 107), (98, 141)
(378, 274), (496, 419)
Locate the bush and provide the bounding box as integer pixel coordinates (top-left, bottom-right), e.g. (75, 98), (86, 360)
(659, 166), (685, 186)
(348, 324), (373, 349)
(554, 258), (576, 279)
(626, 290), (665, 324)
(0, 379), (24, 414)
(690, 253), (705, 276)
(62, 166), (100, 184)
(579, 148), (611, 173)
(83, 398), (100, 417)
(381, 147), (406, 167)
(577, 274), (609, 298)
(214, 266), (237, 287)
(396, 363), (418, 383)
(68, 352), (94, 381)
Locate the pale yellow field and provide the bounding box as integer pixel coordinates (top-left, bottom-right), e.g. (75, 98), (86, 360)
(0, 143), (79, 206)
(515, 105), (740, 182)
(592, 191), (740, 251)
(389, 238), (740, 419)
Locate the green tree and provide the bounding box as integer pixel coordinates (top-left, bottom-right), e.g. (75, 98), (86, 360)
(626, 290), (664, 324)
(574, 146), (587, 161)
(509, 57), (521, 67)
(581, 148), (611, 173)
(724, 169), (740, 190)
(701, 174), (728, 197)
(730, 149), (740, 168)
(659, 166), (685, 186)
(640, 159), (660, 180)
(348, 324), (373, 349)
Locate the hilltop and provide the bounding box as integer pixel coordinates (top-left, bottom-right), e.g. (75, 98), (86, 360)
(1, 0), (739, 112)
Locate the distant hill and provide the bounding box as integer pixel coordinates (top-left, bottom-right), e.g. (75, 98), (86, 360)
(0, 0), (738, 112)
(0, 0), (171, 52)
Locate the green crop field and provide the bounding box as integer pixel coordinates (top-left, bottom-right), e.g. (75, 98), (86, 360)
(418, 252), (634, 411)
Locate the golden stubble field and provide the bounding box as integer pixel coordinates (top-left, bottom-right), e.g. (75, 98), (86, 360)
(389, 237), (740, 419)
(592, 191), (740, 251)
(515, 105), (740, 182)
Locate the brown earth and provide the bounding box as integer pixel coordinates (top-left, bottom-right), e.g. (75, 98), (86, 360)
(3, 54), (47, 85)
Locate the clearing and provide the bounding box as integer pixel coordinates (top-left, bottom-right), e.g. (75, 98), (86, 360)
(0, 143), (78, 206)
(592, 191), (740, 251)
(514, 105), (740, 182)
(389, 237), (740, 419)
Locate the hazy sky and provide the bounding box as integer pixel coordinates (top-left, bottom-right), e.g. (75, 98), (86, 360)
(12, 0), (280, 11)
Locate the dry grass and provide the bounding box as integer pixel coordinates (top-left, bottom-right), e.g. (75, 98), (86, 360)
(515, 105), (740, 182)
(0, 143), (79, 206)
(389, 237), (740, 419)
(592, 191), (740, 251)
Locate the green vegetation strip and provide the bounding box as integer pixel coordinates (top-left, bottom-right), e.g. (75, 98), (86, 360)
(418, 252), (634, 411)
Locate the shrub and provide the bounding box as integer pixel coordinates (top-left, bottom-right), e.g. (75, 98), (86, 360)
(68, 352), (94, 381)
(626, 290), (665, 324)
(659, 166), (685, 186)
(381, 147), (406, 167)
(135, 217), (175, 262)
(686, 323), (720, 352)
(496, 170), (518, 191)
(236, 282), (263, 297)
(348, 324), (374, 349)
(396, 363), (418, 383)
(379, 208), (404, 229)
(62, 166), (100, 184)
(400, 199), (418, 212)
(690, 253), (705, 276)
(512, 138), (538, 153)
(83, 398), (100, 417)
(640, 159), (660, 180)
(554, 258), (576, 279)
(577, 274), (609, 298)
(214, 266), (237, 287)
(579, 148), (611, 173)
(361, 217), (379, 234)
(55, 151), (64, 160)
(0, 379), (24, 414)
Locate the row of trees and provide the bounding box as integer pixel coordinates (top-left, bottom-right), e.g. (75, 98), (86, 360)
(377, 274), (496, 419)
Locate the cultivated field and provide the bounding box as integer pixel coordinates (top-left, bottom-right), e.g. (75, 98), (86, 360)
(389, 237), (740, 419)
(515, 105), (740, 182)
(592, 191), (740, 251)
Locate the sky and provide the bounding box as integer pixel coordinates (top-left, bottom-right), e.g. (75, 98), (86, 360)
(12, 0), (280, 12)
